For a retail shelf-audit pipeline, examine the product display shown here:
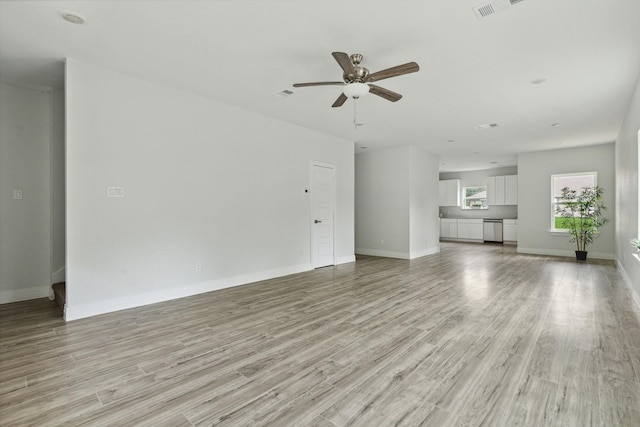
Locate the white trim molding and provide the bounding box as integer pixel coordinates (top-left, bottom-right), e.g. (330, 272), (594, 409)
(517, 247), (615, 260)
(616, 258), (640, 312)
(64, 262), (313, 321)
(355, 248), (411, 260)
(0, 285), (51, 304)
(51, 266), (66, 284)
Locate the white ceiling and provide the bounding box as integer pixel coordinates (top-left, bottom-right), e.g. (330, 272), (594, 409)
(1, 0), (639, 171)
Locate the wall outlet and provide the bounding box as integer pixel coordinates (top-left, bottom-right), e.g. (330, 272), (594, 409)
(12, 189), (23, 200)
(195, 263), (202, 272)
(107, 187), (125, 198)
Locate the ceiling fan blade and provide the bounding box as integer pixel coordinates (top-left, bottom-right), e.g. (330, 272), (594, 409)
(368, 84), (402, 102)
(332, 93), (348, 108)
(293, 82), (344, 87)
(366, 62), (419, 83)
(332, 52), (356, 77)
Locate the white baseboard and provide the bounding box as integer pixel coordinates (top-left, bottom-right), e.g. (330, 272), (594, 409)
(355, 248), (411, 259)
(516, 247), (615, 260)
(616, 258), (640, 311)
(51, 266), (66, 283)
(336, 255), (356, 265)
(0, 286), (51, 304)
(409, 246), (440, 259)
(64, 262), (313, 321)
(356, 247), (440, 260)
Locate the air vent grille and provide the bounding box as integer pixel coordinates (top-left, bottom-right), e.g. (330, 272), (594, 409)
(473, 0), (525, 20)
(477, 4), (495, 17)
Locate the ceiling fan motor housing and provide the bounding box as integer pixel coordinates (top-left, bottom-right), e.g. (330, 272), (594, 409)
(343, 54), (369, 83)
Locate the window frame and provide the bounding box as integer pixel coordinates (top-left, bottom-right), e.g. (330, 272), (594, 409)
(550, 171), (597, 232)
(462, 185), (488, 210)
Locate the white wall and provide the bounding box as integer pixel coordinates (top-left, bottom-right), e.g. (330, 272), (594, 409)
(518, 143), (615, 259)
(409, 146), (440, 258)
(0, 83), (51, 303)
(355, 145), (439, 259)
(355, 146), (410, 258)
(615, 74), (640, 303)
(65, 59), (354, 321)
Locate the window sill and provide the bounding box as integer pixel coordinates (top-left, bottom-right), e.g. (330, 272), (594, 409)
(548, 229), (569, 236)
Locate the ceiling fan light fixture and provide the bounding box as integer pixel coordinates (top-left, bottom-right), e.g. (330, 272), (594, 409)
(343, 82), (369, 99)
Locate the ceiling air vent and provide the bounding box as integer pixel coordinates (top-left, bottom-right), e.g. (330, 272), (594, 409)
(473, 0), (525, 20)
(475, 4), (495, 18)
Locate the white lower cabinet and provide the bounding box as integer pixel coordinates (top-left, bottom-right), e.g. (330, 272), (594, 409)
(440, 219), (458, 239)
(503, 219), (517, 242)
(440, 218), (483, 241)
(457, 219), (484, 240)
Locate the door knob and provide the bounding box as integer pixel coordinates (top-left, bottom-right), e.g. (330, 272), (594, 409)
(314, 220), (322, 224)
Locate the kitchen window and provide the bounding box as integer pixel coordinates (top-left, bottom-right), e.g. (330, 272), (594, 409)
(462, 186), (487, 209)
(551, 172), (597, 231)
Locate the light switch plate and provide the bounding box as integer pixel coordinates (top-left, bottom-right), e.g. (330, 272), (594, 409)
(12, 189), (23, 200)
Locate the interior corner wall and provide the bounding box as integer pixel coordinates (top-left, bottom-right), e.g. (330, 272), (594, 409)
(0, 83), (52, 303)
(64, 59), (354, 321)
(355, 145), (440, 259)
(517, 143), (615, 259)
(355, 146), (411, 258)
(409, 146), (440, 258)
(614, 73), (640, 301)
(51, 88), (66, 284)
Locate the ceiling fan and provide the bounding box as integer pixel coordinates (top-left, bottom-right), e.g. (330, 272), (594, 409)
(293, 52), (419, 108)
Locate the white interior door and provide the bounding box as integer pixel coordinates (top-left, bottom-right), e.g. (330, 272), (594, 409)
(310, 162), (335, 268)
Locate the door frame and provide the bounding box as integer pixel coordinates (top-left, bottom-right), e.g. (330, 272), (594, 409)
(309, 160), (337, 268)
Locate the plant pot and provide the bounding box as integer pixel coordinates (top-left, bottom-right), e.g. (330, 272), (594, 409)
(575, 250), (588, 261)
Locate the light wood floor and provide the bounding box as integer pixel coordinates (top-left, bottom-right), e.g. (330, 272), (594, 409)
(1, 243), (639, 426)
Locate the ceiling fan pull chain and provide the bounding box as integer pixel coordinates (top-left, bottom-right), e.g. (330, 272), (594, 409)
(353, 98), (358, 130)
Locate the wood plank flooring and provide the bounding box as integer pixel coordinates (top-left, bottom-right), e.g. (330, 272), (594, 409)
(1, 242), (639, 426)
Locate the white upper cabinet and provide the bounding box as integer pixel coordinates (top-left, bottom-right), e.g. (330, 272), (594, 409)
(505, 175), (518, 205)
(487, 175), (517, 206)
(439, 179), (460, 207)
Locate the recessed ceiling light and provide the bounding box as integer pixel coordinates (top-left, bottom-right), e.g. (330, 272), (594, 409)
(473, 152), (480, 155)
(530, 78), (547, 85)
(62, 11), (86, 24)
(490, 161), (499, 164)
(441, 163), (446, 166)
(560, 141), (567, 145)
(447, 139), (455, 143)
(551, 123), (560, 127)
(360, 146), (368, 149)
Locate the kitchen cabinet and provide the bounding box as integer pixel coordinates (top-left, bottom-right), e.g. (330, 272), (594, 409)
(439, 179), (460, 207)
(487, 175), (517, 206)
(503, 219), (517, 242)
(457, 219), (484, 240)
(440, 218), (458, 239)
(505, 175), (518, 205)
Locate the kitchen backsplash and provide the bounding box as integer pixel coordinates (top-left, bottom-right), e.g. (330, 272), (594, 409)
(439, 205), (517, 219)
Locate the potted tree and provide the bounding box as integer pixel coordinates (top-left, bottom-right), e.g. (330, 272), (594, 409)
(556, 186), (608, 261)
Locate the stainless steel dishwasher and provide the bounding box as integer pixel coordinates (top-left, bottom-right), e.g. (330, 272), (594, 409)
(483, 219), (503, 243)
